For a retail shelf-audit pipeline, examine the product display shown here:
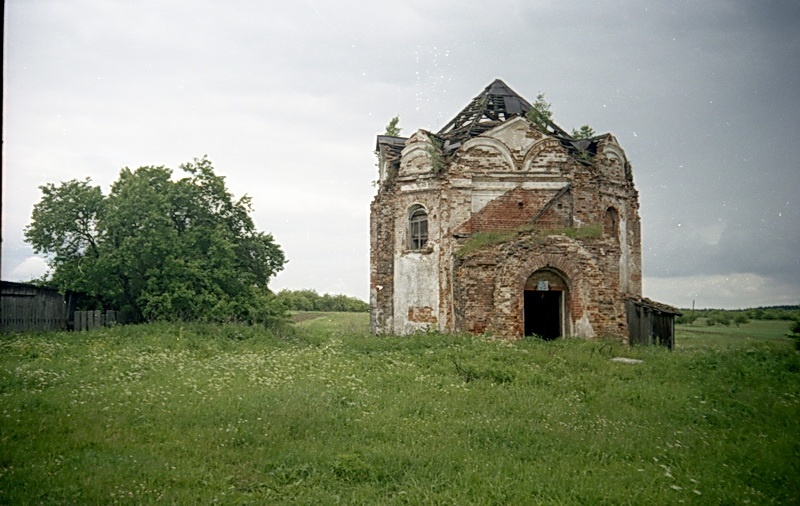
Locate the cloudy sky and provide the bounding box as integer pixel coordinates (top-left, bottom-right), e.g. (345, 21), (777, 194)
(3, 0), (799, 309)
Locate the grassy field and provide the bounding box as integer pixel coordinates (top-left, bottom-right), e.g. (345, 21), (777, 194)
(1, 315), (798, 504)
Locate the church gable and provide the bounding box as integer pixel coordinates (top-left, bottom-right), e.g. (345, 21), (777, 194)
(521, 137), (569, 173)
(455, 119), (569, 175)
(457, 137), (516, 173)
(477, 116), (543, 163)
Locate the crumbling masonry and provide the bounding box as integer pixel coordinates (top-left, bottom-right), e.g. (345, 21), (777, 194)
(371, 79), (674, 343)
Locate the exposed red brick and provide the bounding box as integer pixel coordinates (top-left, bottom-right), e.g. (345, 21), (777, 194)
(371, 112), (643, 341)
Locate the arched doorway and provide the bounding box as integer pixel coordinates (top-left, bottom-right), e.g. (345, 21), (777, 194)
(524, 268), (569, 340)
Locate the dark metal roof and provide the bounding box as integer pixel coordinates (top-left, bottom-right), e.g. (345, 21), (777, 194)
(375, 80), (609, 167)
(375, 135), (408, 152)
(437, 79), (570, 146)
(375, 135), (408, 164)
(627, 297), (683, 316)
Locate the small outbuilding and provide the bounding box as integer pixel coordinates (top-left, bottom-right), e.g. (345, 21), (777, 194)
(1, 281), (72, 333)
(625, 298), (682, 349)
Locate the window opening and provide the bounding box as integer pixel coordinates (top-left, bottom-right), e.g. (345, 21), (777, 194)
(409, 205), (428, 250)
(604, 207), (619, 243)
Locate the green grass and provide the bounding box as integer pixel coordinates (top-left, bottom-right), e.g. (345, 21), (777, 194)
(1, 317), (798, 504)
(677, 319), (794, 349)
(457, 225), (603, 258)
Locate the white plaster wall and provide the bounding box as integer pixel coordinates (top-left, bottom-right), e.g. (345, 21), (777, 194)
(488, 117), (536, 149)
(393, 249), (440, 334)
(471, 190), (507, 213)
(575, 313), (596, 338)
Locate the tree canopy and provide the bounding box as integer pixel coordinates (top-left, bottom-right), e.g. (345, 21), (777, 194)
(25, 157), (286, 323)
(275, 289), (369, 312)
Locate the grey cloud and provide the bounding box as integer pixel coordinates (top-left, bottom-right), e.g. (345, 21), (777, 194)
(3, 0), (798, 306)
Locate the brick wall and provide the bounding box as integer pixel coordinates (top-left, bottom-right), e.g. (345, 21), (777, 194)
(371, 119), (642, 341)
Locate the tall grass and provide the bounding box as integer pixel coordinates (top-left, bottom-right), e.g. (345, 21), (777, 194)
(1, 318), (798, 504)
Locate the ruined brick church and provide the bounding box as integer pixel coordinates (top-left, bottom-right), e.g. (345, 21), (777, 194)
(370, 79), (677, 344)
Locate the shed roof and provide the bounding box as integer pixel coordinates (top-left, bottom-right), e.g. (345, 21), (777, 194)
(627, 297), (683, 316)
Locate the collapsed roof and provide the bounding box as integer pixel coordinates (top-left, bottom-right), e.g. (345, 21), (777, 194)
(437, 78), (572, 149)
(376, 79), (603, 165)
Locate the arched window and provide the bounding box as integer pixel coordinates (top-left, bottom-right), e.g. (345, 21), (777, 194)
(408, 204), (428, 250)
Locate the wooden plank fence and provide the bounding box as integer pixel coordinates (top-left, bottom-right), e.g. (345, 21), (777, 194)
(73, 310), (121, 331)
(1, 281), (70, 333)
(2, 281), (128, 333)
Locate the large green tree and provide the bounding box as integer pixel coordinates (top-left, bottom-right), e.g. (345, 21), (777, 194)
(25, 157), (286, 323)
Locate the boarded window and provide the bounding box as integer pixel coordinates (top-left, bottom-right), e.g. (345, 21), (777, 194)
(408, 205), (428, 250)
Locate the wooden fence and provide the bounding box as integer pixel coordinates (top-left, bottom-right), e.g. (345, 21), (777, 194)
(1, 281), (127, 333)
(73, 310), (123, 331)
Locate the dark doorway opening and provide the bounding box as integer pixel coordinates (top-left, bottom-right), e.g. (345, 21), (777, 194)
(524, 290), (561, 340)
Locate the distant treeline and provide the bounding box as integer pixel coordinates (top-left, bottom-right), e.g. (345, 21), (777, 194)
(275, 289), (369, 313)
(677, 306), (799, 326)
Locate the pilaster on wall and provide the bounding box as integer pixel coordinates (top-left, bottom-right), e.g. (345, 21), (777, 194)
(370, 196), (395, 334)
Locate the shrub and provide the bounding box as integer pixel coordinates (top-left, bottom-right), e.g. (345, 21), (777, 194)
(788, 319), (800, 350)
(275, 289), (369, 312)
(706, 312), (732, 326)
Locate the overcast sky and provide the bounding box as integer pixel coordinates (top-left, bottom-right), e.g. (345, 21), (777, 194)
(3, 0), (799, 309)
